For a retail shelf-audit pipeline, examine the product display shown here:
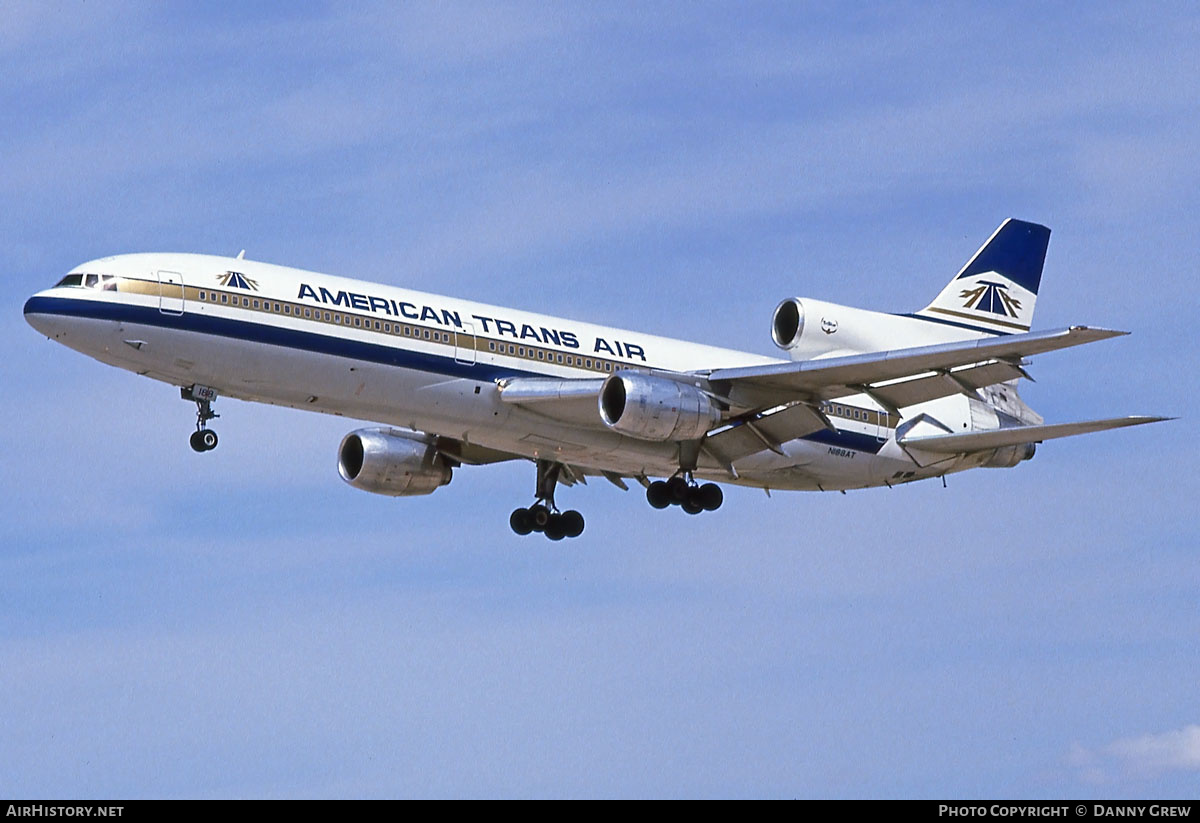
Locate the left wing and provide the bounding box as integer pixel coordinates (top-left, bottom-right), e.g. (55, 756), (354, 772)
(706, 325), (1123, 412)
(493, 326), (1153, 465)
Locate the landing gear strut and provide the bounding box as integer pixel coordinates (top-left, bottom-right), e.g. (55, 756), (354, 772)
(646, 472), (723, 514)
(182, 385), (220, 452)
(510, 459), (585, 540)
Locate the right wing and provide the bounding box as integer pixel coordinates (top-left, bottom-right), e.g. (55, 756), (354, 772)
(898, 416), (1171, 453)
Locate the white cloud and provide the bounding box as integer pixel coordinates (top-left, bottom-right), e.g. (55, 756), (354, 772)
(1071, 725), (1200, 782)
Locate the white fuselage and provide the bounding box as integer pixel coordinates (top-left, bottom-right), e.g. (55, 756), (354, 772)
(24, 253), (1015, 492)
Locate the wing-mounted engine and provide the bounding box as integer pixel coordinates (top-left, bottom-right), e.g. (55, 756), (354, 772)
(337, 428), (452, 496)
(598, 371), (722, 442)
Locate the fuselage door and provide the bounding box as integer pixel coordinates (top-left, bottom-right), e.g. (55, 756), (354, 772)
(157, 270), (185, 315)
(454, 322), (477, 366)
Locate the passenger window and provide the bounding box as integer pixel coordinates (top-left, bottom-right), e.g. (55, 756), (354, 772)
(221, 294), (229, 304)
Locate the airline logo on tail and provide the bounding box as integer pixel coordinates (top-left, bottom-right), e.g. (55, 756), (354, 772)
(916, 218), (1050, 334)
(959, 280), (1023, 318)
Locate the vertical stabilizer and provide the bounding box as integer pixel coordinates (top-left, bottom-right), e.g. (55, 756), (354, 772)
(917, 219), (1050, 334)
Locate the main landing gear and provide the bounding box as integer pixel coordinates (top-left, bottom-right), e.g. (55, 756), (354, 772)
(510, 459), (585, 540)
(182, 385), (220, 453)
(646, 474), (723, 514)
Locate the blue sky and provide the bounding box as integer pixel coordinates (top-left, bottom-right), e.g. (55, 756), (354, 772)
(3, 2), (1197, 798)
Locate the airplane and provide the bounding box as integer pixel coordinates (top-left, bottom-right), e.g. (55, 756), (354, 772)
(23, 219), (1167, 540)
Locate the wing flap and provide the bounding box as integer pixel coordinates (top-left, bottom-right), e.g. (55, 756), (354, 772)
(899, 416), (1170, 453)
(705, 402), (829, 463)
(868, 361), (1026, 409)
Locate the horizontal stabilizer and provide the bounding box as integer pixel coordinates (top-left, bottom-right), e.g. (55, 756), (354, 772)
(899, 416), (1171, 453)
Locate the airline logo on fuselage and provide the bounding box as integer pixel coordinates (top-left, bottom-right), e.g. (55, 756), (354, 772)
(296, 282), (647, 361)
(959, 279), (1022, 318)
(218, 271), (259, 291)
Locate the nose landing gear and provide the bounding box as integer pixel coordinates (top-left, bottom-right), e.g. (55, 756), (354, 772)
(182, 385), (220, 452)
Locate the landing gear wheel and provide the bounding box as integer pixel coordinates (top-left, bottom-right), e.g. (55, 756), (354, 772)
(682, 487), (705, 515)
(190, 429), (218, 452)
(544, 514), (567, 541)
(698, 483), (723, 511)
(666, 476), (689, 504)
(528, 504), (552, 532)
(561, 510), (585, 538)
(646, 481), (672, 509)
(512, 460), (586, 540)
(510, 507), (533, 535)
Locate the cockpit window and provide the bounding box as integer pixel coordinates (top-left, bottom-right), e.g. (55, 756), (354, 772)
(56, 273), (118, 290)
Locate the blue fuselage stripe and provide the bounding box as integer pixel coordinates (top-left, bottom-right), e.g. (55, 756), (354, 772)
(26, 295), (884, 453)
(24, 295), (547, 383)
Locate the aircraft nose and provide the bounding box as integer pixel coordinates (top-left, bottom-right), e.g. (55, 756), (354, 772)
(24, 292), (62, 338)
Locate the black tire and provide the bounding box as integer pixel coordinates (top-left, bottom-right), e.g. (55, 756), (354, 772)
(682, 488), (704, 515)
(561, 510), (585, 538)
(189, 430), (206, 452)
(544, 514), (566, 540)
(198, 429), (218, 451)
(698, 483), (723, 511)
(529, 504), (551, 532)
(646, 481), (671, 509)
(666, 476), (689, 504)
(510, 507), (533, 535)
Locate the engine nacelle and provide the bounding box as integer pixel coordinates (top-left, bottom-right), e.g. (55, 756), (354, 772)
(771, 296), (983, 361)
(337, 428), (452, 496)
(982, 442), (1037, 468)
(599, 372), (722, 442)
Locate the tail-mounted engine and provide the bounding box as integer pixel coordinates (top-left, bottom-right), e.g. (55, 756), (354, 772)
(598, 371), (722, 442)
(771, 296), (981, 360)
(337, 428), (453, 496)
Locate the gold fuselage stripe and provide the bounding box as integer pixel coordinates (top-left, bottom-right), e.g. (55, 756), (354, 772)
(116, 277), (629, 375)
(924, 306), (1031, 332)
(111, 277), (898, 429)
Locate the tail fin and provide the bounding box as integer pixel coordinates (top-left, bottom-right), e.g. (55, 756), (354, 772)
(917, 218), (1051, 334)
